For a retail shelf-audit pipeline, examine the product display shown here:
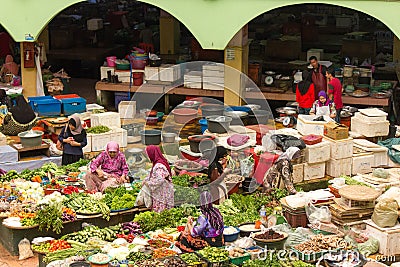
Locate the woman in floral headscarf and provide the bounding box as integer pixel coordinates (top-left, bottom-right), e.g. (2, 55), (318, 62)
(142, 145), (174, 212)
(187, 191), (225, 247)
(85, 141), (129, 192)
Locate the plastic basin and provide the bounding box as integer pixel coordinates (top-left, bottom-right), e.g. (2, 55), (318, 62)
(188, 135), (215, 153)
(139, 130), (161, 145)
(18, 130), (43, 147)
(200, 104), (224, 117)
(206, 115), (232, 134)
(172, 108), (198, 124)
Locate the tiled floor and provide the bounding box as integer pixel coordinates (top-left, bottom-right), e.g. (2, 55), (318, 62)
(0, 244), (38, 267)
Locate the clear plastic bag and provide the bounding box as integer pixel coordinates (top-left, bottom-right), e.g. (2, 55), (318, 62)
(305, 201), (331, 224)
(18, 238), (34, 260)
(240, 156), (254, 177)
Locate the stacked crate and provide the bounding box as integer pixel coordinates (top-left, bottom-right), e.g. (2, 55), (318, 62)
(351, 108), (389, 137)
(184, 71), (202, 89)
(202, 63), (224, 90)
(324, 136), (353, 177)
(303, 141), (330, 181)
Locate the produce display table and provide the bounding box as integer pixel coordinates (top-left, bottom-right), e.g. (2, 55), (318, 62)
(11, 143), (50, 161)
(0, 207), (149, 256)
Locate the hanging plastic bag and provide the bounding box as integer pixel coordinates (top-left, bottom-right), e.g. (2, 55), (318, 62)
(135, 184), (152, 208)
(305, 201), (331, 224)
(371, 198), (399, 228)
(18, 238), (34, 260)
(240, 156), (254, 177)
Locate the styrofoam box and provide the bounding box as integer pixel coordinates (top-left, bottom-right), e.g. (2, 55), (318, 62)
(184, 71), (202, 81)
(0, 145), (18, 163)
(203, 69), (224, 77)
(83, 134), (92, 153)
(91, 132), (111, 152)
(100, 66), (115, 80)
(184, 82), (202, 89)
(304, 162), (325, 181)
(365, 220), (400, 256)
(87, 18), (103, 31)
(352, 153), (374, 175)
(351, 117), (389, 137)
(326, 157), (352, 177)
(202, 63), (224, 72)
(86, 103), (104, 112)
(160, 64), (181, 82)
(203, 83), (224, 91)
(305, 141), (330, 163)
(110, 127), (128, 147)
(293, 163), (304, 184)
(114, 70), (131, 83)
(324, 136), (353, 160)
(353, 139), (389, 167)
(91, 112), (121, 128)
(118, 101), (136, 119)
(144, 66), (159, 81)
(354, 112), (387, 123)
(296, 115), (333, 136)
(203, 76), (224, 84)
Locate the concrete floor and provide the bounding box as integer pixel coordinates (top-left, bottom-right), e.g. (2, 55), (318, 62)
(0, 244), (38, 267)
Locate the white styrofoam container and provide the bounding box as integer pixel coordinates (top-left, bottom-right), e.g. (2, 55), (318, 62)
(144, 66), (159, 81)
(87, 18), (103, 31)
(353, 139), (389, 167)
(305, 141), (330, 163)
(351, 117), (389, 137)
(91, 132), (111, 152)
(114, 70), (131, 83)
(184, 82), (202, 89)
(110, 127), (128, 148)
(118, 101), (136, 119)
(86, 103), (104, 112)
(159, 64), (180, 82)
(365, 220), (400, 256)
(296, 115), (333, 136)
(202, 63), (224, 72)
(354, 111), (387, 123)
(304, 162), (325, 181)
(0, 145), (18, 163)
(203, 69), (224, 77)
(83, 134), (92, 153)
(293, 163), (304, 184)
(229, 125), (256, 143)
(203, 83), (224, 91)
(352, 153), (374, 175)
(203, 76), (224, 84)
(324, 136), (353, 160)
(326, 157), (352, 177)
(90, 112), (121, 128)
(100, 66), (115, 80)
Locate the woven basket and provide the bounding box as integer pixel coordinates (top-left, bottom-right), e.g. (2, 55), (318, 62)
(338, 185), (380, 201)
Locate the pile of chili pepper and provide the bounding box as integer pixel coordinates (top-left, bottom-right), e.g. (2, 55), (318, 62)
(116, 233), (135, 243)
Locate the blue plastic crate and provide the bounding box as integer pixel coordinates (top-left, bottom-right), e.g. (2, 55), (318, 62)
(115, 92), (130, 110)
(30, 98), (62, 117)
(28, 96), (53, 111)
(61, 97), (87, 116)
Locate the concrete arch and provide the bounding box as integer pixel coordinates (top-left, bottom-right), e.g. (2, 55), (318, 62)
(138, 0), (400, 49)
(0, 0), (85, 42)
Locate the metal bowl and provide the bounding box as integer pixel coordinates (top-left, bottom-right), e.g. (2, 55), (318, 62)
(275, 107), (297, 115)
(224, 111), (248, 118)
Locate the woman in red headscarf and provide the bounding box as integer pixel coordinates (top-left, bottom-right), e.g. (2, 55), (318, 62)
(85, 141), (129, 192)
(142, 145), (174, 212)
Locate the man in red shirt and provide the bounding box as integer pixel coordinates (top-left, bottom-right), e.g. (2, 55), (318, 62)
(326, 70), (343, 123)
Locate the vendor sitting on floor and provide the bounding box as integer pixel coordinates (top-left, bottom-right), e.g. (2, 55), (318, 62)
(85, 141), (129, 192)
(0, 95), (36, 136)
(186, 191), (225, 247)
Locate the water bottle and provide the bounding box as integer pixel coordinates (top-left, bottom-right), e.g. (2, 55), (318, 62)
(259, 205), (267, 225)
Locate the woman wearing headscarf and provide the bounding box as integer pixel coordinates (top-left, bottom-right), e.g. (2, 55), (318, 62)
(263, 147), (300, 195)
(142, 145), (174, 212)
(58, 115), (87, 165)
(85, 141), (129, 192)
(310, 91), (336, 118)
(296, 70), (315, 115)
(187, 191), (225, 247)
(203, 145), (230, 204)
(0, 89), (11, 115)
(0, 95), (36, 136)
(0, 55), (19, 77)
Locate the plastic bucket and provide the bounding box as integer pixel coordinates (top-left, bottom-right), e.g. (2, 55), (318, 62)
(131, 59), (146, 70)
(106, 56), (116, 67)
(133, 73), (143, 86)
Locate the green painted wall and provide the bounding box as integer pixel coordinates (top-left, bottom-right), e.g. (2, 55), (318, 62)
(1, 0), (399, 50)
(0, 0), (84, 41)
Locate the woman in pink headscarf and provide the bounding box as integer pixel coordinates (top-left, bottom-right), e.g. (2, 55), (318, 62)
(85, 141), (129, 192)
(0, 55), (19, 77)
(142, 145), (174, 212)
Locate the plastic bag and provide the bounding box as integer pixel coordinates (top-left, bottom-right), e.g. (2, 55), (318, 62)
(377, 187), (400, 206)
(372, 198), (399, 228)
(240, 156), (254, 177)
(284, 227), (311, 249)
(357, 237), (379, 256)
(305, 201), (331, 224)
(271, 134), (306, 152)
(262, 133), (277, 152)
(18, 238), (34, 260)
(135, 184), (152, 208)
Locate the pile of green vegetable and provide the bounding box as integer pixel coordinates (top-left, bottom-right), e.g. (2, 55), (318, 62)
(64, 193), (110, 220)
(197, 247), (229, 263)
(86, 125), (111, 134)
(133, 204), (200, 233)
(61, 224), (121, 243)
(341, 175), (370, 187)
(172, 175), (209, 205)
(44, 241), (98, 263)
(127, 251), (152, 262)
(60, 158), (90, 173)
(104, 186), (139, 211)
(34, 203), (64, 234)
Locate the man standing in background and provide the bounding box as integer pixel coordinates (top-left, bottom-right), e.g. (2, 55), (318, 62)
(309, 56), (327, 100)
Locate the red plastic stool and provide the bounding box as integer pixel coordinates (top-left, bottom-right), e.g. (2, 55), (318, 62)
(139, 43), (154, 53)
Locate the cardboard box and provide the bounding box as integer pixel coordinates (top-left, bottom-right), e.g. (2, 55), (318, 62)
(324, 122), (349, 140)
